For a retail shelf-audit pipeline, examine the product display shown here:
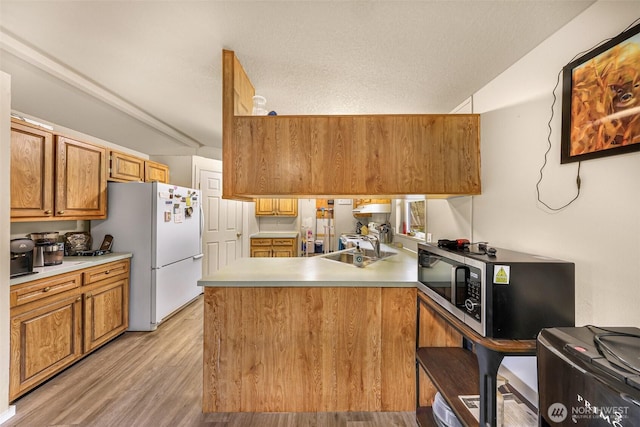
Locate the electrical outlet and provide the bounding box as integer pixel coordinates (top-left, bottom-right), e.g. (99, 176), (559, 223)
(426, 233), (432, 243)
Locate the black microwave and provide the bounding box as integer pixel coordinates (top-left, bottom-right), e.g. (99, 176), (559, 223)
(417, 243), (576, 339)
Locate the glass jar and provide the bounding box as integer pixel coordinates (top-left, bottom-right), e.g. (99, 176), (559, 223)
(252, 95), (267, 115)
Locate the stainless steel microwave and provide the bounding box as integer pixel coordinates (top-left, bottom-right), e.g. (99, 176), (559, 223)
(417, 243), (575, 339)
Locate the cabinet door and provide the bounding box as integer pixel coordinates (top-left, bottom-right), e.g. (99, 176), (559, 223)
(251, 248), (272, 257)
(255, 199), (298, 216)
(272, 247), (294, 257)
(10, 122), (54, 219)
(144, 160), (170, 183)
(84, 277), (129, 353)
(56, 136), (107, 219)
(272, 238), (296, 257)
(109, 150), (144, 182)
(276, 199), (298, 216)
(10, 293), (83, 401)
(255, 199), (276, 216)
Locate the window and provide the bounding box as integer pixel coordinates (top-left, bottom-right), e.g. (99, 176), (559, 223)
(403, 199), (425, 240)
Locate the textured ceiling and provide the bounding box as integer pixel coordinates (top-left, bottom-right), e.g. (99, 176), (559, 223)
(0, 1), (595, 157)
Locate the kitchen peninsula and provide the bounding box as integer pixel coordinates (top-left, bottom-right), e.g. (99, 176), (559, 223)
(198, 245), (418, 413)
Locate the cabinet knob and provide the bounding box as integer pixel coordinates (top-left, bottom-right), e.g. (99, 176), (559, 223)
(43, 286), (51, 292)
(57, 210), (65, 215)
(105, 270), (111, 275)
(44, 210), (52, 215)
(76, 297), (82, 302)
(86, 293), (92, 299)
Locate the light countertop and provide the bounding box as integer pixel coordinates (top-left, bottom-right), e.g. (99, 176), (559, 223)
(10, 252), (133, 286)
(250, 232), (300, 239)
(199, 244), (417, 287)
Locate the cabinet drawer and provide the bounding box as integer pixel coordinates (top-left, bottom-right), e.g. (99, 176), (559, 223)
(251, 238), (272, 246)
(10, 272), (82, 308)
(83, 260), (130, 285)
(272, 238), (295, 246)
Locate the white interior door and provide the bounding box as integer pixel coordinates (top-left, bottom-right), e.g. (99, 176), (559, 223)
(199, 169), (243, 276)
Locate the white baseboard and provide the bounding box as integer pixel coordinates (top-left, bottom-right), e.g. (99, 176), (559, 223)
(0, 405), (16, 424)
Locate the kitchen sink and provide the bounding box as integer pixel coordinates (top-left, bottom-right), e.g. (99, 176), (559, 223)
(321, 248), (396, 267)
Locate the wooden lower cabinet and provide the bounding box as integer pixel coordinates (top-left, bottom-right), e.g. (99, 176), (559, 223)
(250, 237), (298, 257)
(83, 276), (129, 353)
(9, 259), (130, 401)
(9, 293), (83, 401)
(203, 286), (416, 412)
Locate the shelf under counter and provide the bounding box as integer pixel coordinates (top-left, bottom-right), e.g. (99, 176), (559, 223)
(415, 290), (537, 427)
(416, 347), (479, 427)
(416, 406), (438, 427)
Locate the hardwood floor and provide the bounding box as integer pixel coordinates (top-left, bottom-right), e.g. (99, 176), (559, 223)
(5, 296), (418, 427)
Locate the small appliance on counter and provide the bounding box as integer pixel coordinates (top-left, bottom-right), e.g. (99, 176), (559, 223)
(43, 243), (64, 265)
(10, 238), (35, 278)
(417, 242), (575, 339)
(538, 326), (640, 425)
(75, 234), (113, 256)
(29, 231), (61, 267)
(64, 231), (92, 256)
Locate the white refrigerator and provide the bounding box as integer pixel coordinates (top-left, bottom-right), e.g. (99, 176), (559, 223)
(92, 182), (203, 331)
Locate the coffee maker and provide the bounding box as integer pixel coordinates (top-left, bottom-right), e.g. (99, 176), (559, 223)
(29, 231), (63, 267)
(10, 238), (35, 278)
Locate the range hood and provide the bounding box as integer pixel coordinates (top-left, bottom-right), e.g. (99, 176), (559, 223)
(352, 203), (391, 214)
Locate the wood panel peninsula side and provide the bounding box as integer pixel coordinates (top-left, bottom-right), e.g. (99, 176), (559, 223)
(221, 49), (481, 199)
(200, 244), (418, 413)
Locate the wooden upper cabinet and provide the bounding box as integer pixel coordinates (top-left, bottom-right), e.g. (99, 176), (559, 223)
(109, 150), (144, 182)
(109, 151), (170, 184)
(222, 50), (481, 199)
(10, 121), (55, 219)
(11, 119), (108, 221)
(276, 198), (298, 216)
(144, 160), (170, 183)
(255, 198), (298, 216)
(56, 136), (107, 219)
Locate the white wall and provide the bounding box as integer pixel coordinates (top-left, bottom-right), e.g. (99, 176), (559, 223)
(427, 1), (640, 397)
(471, 1), (640, 328)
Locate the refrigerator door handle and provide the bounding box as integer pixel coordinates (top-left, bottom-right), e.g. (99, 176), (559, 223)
(193, 253), (204, 260)
(199, 205), (204, 238)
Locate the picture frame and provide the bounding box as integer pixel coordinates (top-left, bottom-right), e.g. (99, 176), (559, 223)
(561, 22), (640, 164)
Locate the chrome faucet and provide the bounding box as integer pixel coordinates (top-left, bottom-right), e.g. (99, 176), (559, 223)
(361, 235), (381, 258)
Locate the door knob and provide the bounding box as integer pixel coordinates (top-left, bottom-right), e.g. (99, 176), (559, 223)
(236, 232), (242, 238)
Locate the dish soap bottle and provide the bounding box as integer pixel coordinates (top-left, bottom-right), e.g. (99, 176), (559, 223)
(353, 243), (364, 268)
